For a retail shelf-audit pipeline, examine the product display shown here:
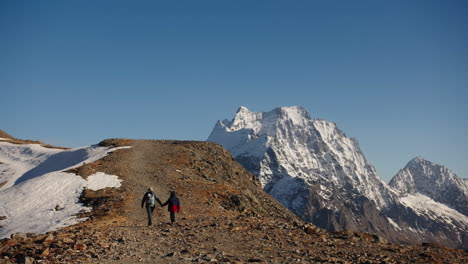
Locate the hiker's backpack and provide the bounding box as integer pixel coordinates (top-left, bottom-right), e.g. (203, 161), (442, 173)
(147, 193), (156, 206)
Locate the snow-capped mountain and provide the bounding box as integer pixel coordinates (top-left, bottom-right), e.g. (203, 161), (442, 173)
(389, 157), (468, 216)
(208, 106), (468, 248)
(209, 106), (391, 203)
(385, 157), (468, 248)
(208, 106), (396, 236)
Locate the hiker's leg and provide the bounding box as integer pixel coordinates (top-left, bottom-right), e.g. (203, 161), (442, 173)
(146, 206), (152, 226)
(170, 211), (175, 223)
(150, 206), (155, 225)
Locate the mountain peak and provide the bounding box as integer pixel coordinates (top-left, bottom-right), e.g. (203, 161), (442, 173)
(272, 106), (312, 121)
(236, 106), (250, 114)
(410, 156), (425, 163)
(225, 106), (313, 135)
(234, 106), (311, 120)
(405, 157), (449, 173)
(393, 157), (458, 188)
(390, 157), (468, 216)
(407, 156), (433, 166)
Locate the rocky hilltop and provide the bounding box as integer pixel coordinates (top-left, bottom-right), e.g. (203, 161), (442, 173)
(208, 106), (468, 249)
(0, 136), (466, 263)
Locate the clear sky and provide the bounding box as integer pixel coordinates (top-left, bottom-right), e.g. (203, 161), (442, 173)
(1, 0), (467, 182)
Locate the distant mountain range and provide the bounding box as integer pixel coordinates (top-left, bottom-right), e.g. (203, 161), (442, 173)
(208, 106), (468, 249)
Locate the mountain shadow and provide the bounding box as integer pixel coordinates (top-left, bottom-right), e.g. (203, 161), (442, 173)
(15, 148), (90, 185)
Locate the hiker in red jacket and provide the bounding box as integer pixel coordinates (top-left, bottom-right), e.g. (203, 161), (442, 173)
(161, 191), (180, 224)
(141, 187), (162, 226)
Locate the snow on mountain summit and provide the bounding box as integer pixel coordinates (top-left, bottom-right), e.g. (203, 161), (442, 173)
(389, 157), (468, 216)
(228, 106), (311, 134)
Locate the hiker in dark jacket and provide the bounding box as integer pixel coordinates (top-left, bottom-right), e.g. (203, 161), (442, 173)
(141, 187), (162, 226)
(161, 191), (180, 224)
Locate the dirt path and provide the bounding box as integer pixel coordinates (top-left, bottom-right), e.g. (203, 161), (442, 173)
(122, 140), (172, 226)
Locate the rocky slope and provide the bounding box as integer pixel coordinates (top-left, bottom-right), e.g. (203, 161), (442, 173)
(1, 137), (467, 263)
(208, 106), (468, 249)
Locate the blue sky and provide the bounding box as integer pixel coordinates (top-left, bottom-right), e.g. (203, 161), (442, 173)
(1, 0), (467, 181)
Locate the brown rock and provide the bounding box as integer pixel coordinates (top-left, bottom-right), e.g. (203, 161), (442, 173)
(43, 234), (54, 243)
(40, 247), (50, 257)
(6, 239), (18, 246)
(63, 237), (74, 244)
(230, 226), (248, 232)
(17, 256), (36, 264)
(99, 242), (110, 248)
(11, 233), (28, 240)
(304, 225), (317, 235)
(74, 243), (87, 250)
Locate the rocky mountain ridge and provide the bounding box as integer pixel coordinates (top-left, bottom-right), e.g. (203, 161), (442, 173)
(208, 106), (468, 249)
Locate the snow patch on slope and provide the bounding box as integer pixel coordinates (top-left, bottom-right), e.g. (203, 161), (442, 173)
(86, 172), (122, 191)
(399, 193), (468, 226)
(0, 142), (130, 190)
(387, 217), (401, 230)
(0, 143), (63, 189)
(0, 142), (130, 238)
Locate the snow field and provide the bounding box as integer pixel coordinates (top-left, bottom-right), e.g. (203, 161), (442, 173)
(399, 193), (468, 226)
(0, 142), (130, 238)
